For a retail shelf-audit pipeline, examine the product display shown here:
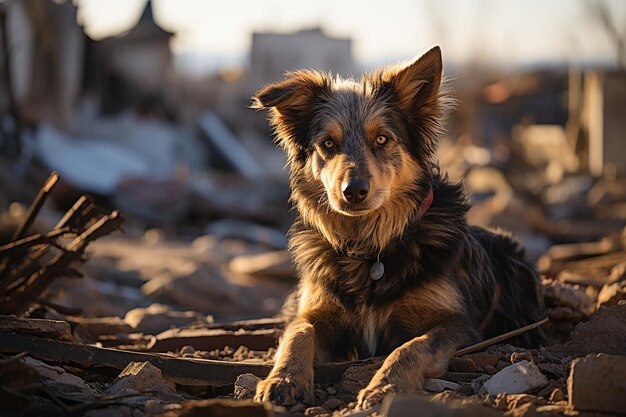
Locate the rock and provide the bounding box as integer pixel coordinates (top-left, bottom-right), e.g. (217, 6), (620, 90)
(107, 361), (177, 399)
(382, 393), (501, 417)
(234, 373), (261, 400)
(568, 353), (626, 414)
(71, 316), (133, 336)
(289, 403), (307, 413)
(482, 365), (497, 375)
(156, 399), (271, 417)
(597, 282), (625, 308)
(510, 351), (533, 363)
(470, 374), (491, 394)
(124, 303), (210, 334)
(228, 250), (295, 280)
(424, 378), (461, 393)
(339, 362), (380, 398)
(481, 361), (548, 395)
(464, 353), (498, 369)
(304, 406), (328, 416)
(448, 357), (479, 372)
(179, 345), (195, 355)
(326, 387), (337, 395)
(84, 406), (133, 417)
(549, 388), (565, 402)
(323, 398), (345, 410)
(552, 303), (626, 356)
(21, 356), (101, 402)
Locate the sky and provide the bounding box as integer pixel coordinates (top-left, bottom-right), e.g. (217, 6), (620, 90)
(76, 0), (626, 74)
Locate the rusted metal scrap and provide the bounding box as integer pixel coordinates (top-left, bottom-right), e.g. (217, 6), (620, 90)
(0, 172), (123, 315)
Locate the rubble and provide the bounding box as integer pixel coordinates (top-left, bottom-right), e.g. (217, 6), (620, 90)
(155, 399), (272, 417)
(0, 315), (72, 341)
(233, 373), (260, 399)
(481, 360), (548, 395)
(567, 353), (626, 414)
(124, 304), (211, 335)
(107, 361), (178, 401)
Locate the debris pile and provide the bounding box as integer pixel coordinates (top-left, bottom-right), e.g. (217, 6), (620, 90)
(0, 172), (625, 417)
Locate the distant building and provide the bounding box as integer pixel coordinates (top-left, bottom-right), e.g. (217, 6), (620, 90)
(88, 0), (175, 115)
(582, 71), (626, 176)
(250, 28), (354, 84)
(1, 0), (85, 130)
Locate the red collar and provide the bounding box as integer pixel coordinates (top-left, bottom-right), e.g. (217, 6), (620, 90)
(418, 187), (434, 218)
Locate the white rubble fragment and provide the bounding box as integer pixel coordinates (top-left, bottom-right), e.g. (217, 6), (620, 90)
(481, 360), (547, 395)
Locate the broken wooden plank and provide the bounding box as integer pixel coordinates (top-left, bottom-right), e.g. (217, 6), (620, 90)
(0, 315), (72, 341)
(0, 333), (376, 387)
(0, 332), (269, 386)
(151, 328), (281, 353)
(9, 172), (59, 242)
(204, 317), (286, 332)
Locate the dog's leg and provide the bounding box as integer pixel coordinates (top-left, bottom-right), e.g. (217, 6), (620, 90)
(356, 319), (469, 409)
(255, 318), (315, 406)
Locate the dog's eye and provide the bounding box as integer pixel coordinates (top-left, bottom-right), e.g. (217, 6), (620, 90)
(323, 139), (335, 149)
(375, 135), (388, 146)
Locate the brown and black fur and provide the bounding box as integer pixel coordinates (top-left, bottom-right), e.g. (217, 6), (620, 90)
(252, 46), (545, 409)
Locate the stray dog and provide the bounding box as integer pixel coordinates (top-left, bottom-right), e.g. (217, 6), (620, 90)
(252, 46), (545, 409)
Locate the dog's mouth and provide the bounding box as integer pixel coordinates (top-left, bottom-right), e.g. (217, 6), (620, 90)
(328, 195), (382, 217)
(334, 206), (373, 217)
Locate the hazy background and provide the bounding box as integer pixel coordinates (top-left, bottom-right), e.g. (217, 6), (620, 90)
(77, 0), (625, 75)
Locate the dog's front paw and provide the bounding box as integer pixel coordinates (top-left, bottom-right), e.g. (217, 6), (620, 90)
(356, 383), (397, 410)
(254, 374), (313, 406)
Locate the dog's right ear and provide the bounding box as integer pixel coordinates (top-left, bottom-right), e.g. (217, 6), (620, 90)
(252, 71), (330, 161)
(252, 70), (329, 115)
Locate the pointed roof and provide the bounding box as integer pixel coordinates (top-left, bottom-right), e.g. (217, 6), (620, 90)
(122, 0), (173, 42)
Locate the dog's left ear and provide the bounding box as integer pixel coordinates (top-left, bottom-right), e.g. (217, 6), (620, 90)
(383, 46), (443, 117)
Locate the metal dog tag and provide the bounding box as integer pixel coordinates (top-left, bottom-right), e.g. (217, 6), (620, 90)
(370, 261), (384, 280)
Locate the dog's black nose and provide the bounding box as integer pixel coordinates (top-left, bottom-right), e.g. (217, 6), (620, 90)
(342, 179), (369, 204)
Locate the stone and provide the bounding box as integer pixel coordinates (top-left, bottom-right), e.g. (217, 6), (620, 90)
(234, 373), (261, 400)
(597, 282), (625, 308)
(21, 357), (101, 402)
(510, 351), (533, 363)
(323, 398), (345, 410)
(424, 378), (461, 393)
(304, 406), (328, 416)
(464, 353), (498, 369)
(107, 361), (177, 399)
(179, 345), (195, 355)
(549, 388), (565, 402)
(568, 353), (626, 414)
(289, 403), (307, 413)
(156, 399), (270, 416)
(481, 361), (548, 395)
(470, 374), (491, 394)
(382, 394), (501, 417)
(124, 303), (209, 335)
(448, 357), (479, 372)
(326, 387), (337, 395)
(339, 362), (380, 397)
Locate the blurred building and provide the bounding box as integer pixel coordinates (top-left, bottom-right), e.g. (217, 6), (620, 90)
(0, 0), (85, 130)
(582, 71), (626, 177)
(250, 28), (354, 84)
(86, 0), (175, 116)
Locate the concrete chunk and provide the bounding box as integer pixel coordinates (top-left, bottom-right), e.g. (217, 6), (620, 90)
(568, 353), (626, 414)
(107, 361), (176, 397)
(482, 360), (547, 395)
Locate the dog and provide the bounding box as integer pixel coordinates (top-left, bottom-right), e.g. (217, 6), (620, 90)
(252, 46), (545, 409)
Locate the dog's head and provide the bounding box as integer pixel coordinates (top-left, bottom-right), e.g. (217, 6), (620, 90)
(253, 46), (449, 218)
